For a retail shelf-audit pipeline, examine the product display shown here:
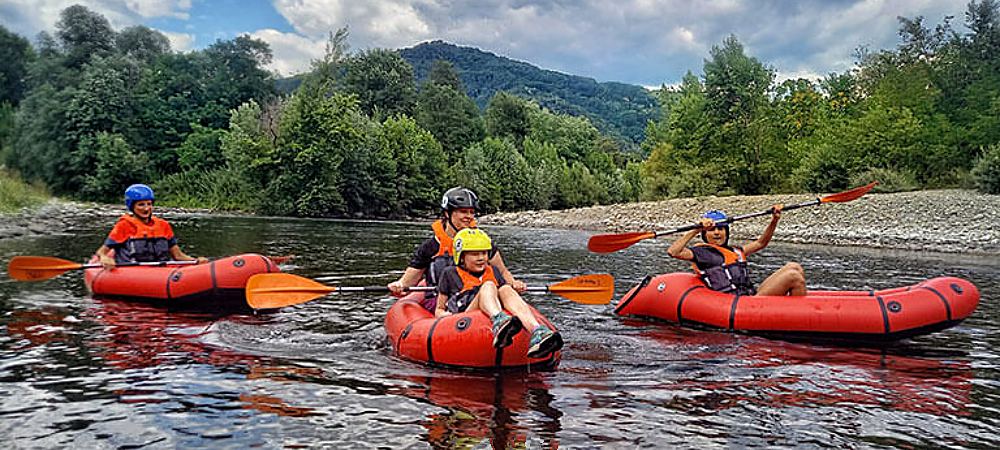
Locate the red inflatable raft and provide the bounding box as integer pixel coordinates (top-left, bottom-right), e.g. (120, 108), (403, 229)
(85, 253), (279, 311)
(615, 273), (979, 342)
(385, 291), (560, 370)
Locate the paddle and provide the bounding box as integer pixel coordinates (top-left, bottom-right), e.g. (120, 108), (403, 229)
(7, 254), (294, 282)
(587, 182), (878, 253)
(7, 256), (199, 281)
(246, 273), (615, 310)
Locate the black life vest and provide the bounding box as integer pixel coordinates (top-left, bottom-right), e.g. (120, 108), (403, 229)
(690, 243), (755, 295)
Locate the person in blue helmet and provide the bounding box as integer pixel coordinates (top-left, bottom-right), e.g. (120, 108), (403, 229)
(95, 184), (208, 270)
(667, 206), (806, 296)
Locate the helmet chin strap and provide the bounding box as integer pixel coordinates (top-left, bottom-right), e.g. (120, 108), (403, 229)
(445, 211), (459, 235)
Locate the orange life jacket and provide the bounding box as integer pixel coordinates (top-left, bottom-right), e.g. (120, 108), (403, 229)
(690, 243), (754, 295)
(445, 264), (500, 313)
(105, 214), (176, 263)
(427, 218), (478, 286)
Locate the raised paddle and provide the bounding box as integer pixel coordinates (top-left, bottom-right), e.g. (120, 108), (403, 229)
(246, 272), (615, 310)
(587, 181), (878, 254)
(7, 254), (294, 282)
(7, 256), (199, 281)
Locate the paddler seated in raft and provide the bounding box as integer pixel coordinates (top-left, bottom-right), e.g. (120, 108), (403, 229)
(436, 228), (563, 357)
(387, 186), (525, 310)
(666, 208), (806, 296)
(95, 184), (208, 270)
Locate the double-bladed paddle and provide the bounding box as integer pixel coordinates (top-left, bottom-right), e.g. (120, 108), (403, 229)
(245, 272), (615, 310)
(7, 254), (295, 282)
(587, 182), (878, 254)
(6, 256), (199, 281)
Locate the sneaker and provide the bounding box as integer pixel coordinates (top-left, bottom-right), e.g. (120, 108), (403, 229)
(491, 312), (522, 348)
(527, 325), (563, 358)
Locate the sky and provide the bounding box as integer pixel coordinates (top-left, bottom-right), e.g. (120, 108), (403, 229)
(0, 0), (971, 87)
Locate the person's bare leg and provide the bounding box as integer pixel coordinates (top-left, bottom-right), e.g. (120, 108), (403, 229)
(497, 285), (540, 330)
(756, 262), (807, 296)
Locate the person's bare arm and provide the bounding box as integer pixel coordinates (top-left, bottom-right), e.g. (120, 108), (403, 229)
(490, 250), (526, 292)
(388, 267), (425, 295)
(743, 205), (782, 255)
(169, 245), (209, 263)
(96, 245), (115, 270)
(667, 218), (714, 261)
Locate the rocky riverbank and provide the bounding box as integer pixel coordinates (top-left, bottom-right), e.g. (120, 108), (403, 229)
(481, 189), (1000, 254)
(0, 199), (213, 240)
(4, 190), (999, 254)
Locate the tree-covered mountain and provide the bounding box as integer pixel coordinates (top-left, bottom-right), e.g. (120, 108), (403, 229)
(400, 40), (659, 147)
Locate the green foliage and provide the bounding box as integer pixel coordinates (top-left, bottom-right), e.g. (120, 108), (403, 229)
(56, 5), (116, 68)
(0, 25), (35, 105)
(115, 26), (170, 62)
(850, 168), (918, 193)
(485, 92), (531, 144)
(973, 144), (1000, 194)
(415, 62), (484, 161)
(154, 168), (263, 211)
(79, 132), (151, 201)
(177, 124), (226, 171)
(343, 48), (416, 120)
(378, 116), (450, 212)
(0, 168), (48, 213)
(400, 40), (659, 145)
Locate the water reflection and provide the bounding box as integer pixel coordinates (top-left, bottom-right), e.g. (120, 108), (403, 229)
(631, 323), (973, 417)
(2, 216), (999, 447)
(389, 372), (560, 449)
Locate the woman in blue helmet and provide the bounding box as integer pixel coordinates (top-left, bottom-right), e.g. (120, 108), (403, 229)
(667, 206), (806, 296)
(95, 184), (208, 270)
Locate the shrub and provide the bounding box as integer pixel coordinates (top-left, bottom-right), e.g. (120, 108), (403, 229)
(154, 168), (263, 211)
(850, 167), (918, 193)
(0, 168), (49, 213)
(972, 144), (1000, 194)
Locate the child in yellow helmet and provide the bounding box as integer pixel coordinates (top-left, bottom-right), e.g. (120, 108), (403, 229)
(434, 228), (562, 358)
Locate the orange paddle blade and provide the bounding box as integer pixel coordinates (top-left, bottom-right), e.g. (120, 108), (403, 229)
(587, 231), (656, 254)
(7, 256), (84, 281)
(821, 181), (878, 203)
(246, 273), (337, 309)
(548, 273), (615, 304)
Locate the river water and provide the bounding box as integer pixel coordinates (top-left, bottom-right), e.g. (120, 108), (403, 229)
(1, 215), (997, 448)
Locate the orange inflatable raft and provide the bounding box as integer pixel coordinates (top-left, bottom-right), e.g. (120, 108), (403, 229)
(385, 291), (561, 370)
(615, 273), (979, 342)
(85, 253), (279, 310)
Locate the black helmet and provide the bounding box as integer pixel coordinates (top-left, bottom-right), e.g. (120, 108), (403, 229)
(440, 187), (479, 211)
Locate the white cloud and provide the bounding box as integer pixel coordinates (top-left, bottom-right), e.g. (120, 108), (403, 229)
(0, 0), (193, 41)
(158, 30), (195, 51)
(124, 0), (191, 19)
(249, 29), (327, 76)
(0, 0), (977, 84)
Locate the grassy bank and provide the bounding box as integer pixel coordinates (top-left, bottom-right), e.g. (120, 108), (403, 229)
(0, 169), (49, 213)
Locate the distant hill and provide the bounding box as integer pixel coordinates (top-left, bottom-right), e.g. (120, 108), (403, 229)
(400, 41), (659, 146)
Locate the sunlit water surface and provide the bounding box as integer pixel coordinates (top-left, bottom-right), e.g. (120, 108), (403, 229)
(1, 215), (997, 448)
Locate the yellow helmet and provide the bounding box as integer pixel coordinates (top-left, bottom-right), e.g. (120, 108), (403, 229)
(452, 228), (492, 265)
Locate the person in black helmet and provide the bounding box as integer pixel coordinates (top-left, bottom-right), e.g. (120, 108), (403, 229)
(388, 187), (526, 311)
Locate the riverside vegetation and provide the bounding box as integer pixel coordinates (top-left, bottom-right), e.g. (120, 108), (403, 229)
(1, 2), (999, 221)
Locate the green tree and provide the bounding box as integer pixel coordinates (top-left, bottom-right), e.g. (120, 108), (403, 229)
(484, 92), (531, 145)
(702, 35), (779, 194)
(79, 132), (150, 201)
(0, 25), (35, 105)
(116, 25), (170, 62)
(55, 5), (116, 68)
(378, 116), (449, 212)
(343, 48), (416, 119)
(414, 60), (484, 161)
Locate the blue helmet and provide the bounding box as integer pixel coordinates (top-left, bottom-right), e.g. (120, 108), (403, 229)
(125, 184), (155, 211)
(701, 210), (730, 245)
(702, 210), (729, 225)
